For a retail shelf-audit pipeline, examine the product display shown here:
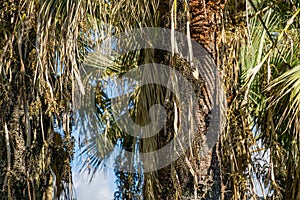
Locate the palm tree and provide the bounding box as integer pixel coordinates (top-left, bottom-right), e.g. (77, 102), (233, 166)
(80, 0), (226, 199)
(221, 0), (300, 199)
(2, 0), (300, 199)
(82, 0), (300, 200)
(0, 0), (105, 199)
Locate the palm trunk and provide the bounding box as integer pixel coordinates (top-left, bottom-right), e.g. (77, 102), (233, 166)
(0, 79), (41, 199)
(148, 0), (226, 199)
(0, 76), (72, 200)
(0, 77), (29, 199)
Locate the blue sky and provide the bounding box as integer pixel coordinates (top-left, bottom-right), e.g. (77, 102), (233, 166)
(73, 169), (116, 200)
(71, 125), (117, 200)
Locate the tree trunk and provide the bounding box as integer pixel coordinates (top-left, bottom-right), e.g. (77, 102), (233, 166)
(148, 0), (226, 199)
(0, 74), (52, 199)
